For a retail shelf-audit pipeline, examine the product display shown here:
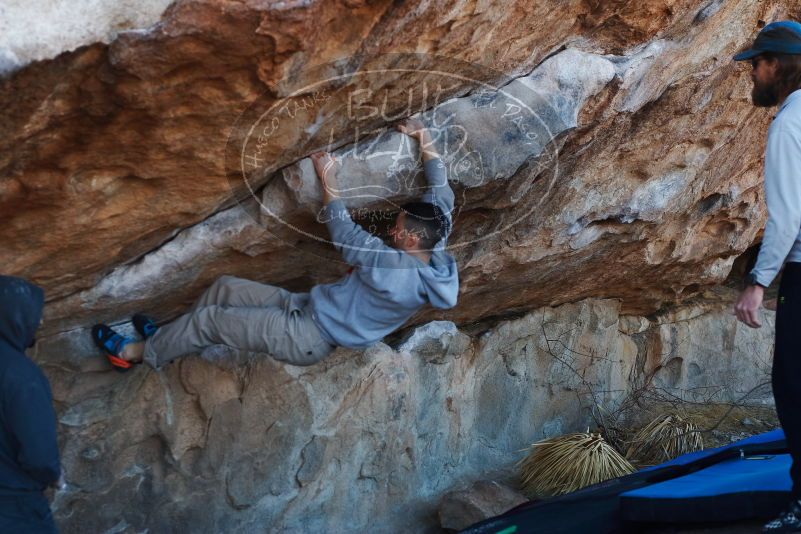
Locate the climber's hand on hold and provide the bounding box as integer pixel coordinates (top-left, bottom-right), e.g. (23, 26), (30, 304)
(396, 117), (427, 141)
(396, 118), (438, 160)
(310, 152), (339, 205)
(734, 284), (764, 328)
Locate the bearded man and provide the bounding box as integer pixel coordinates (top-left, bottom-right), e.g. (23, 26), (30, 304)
(734, 20), (801, 534)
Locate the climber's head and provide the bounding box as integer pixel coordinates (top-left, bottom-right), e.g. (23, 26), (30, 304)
(734, 21), (801, 107)
(389, 202), (449, 253)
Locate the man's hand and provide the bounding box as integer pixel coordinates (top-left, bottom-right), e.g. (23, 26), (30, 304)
(45, 473), (66, 501)
(310, 151), (339, 205)
(396, 118), (438, 160)
(734, 284), (765, 328)
(51, 473), (66, 491)
(396, 117), (426, 141)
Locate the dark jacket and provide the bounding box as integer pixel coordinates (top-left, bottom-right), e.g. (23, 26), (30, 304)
(0, 276), (60, 494)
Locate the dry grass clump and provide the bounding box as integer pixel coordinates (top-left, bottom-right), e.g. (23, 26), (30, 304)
(626, 414), (703, 466)
(518, 432), (635, 497)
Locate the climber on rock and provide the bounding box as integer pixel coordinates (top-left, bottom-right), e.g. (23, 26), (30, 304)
(90, 117), (459, 369)
(732, 20), (801, 534)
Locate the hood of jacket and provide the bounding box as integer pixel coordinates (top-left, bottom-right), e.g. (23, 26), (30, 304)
(0, 276), (44, 353)
(417, 249), (459, 309)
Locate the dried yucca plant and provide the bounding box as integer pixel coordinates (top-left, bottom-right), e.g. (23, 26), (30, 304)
(518, 432), (635, 497)
(626, 414), (704, 466)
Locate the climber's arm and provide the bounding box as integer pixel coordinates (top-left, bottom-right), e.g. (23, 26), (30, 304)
(396, 119), (454, 237)
(311, 152), (397, 267)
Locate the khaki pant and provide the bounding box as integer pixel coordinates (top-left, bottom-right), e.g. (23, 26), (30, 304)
(143, 275), (335, 368)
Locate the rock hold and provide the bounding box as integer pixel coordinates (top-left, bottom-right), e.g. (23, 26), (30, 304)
(438, 480), (528, 532)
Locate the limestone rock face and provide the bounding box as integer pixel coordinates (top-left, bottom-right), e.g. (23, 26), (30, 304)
(1, 1), (789, 532)
(0, 0), (786, 331)
(37, 295), (773, 533)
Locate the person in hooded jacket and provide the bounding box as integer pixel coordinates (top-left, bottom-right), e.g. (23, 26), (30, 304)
(0, 276), (62, 533)
(92, 118), (459, 370)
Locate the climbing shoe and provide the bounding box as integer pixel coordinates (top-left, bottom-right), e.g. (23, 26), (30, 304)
(132, 313), (159, 339)
(764, 499), (801, 533)
(91, 324), (137, 372)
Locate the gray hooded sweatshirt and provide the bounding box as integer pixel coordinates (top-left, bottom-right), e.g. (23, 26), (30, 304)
(310, 157), (459, 348)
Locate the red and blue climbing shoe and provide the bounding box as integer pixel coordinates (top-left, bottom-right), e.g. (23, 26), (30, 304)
(91, 324), (137, 372)
(132, 313), (159, 339)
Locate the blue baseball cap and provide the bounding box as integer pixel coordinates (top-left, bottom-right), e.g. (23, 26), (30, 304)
(734, 21), (801, 61)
